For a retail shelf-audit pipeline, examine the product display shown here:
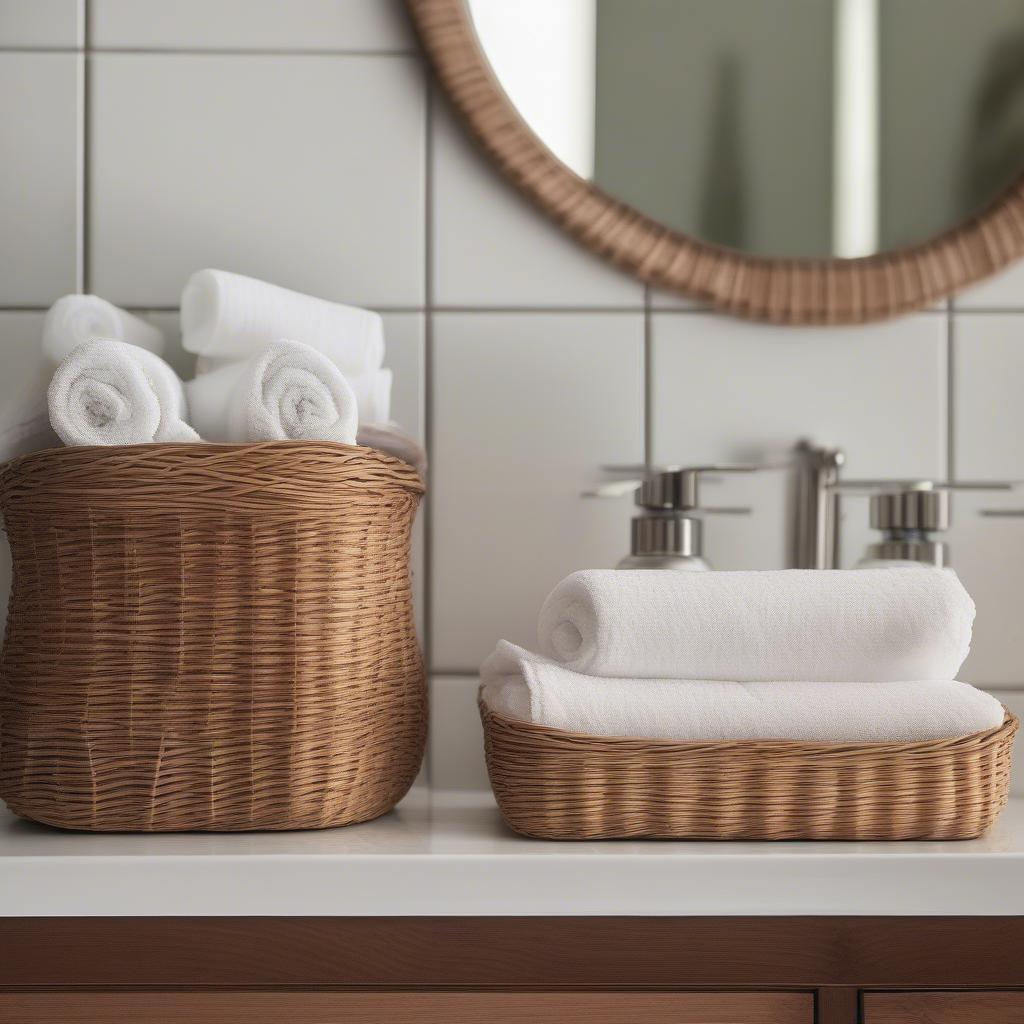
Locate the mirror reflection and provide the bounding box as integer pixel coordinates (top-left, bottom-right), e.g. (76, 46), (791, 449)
(468, 0), (1024, 259)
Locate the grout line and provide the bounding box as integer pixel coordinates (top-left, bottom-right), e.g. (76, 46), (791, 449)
(643, 285), (653, 467)
(429, 305), (648, 314)
(80, 0), (91, 293)
(0, 46), (84, 53)
(19, 46), (420, 57)
(946, 303), (955, 482)
(422, 73), (436, 731)
(946, 307), (1024, 315)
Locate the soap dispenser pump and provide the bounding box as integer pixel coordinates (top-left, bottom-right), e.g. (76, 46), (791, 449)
(614, 465), (755, 570)
(859, 483), (949, 568)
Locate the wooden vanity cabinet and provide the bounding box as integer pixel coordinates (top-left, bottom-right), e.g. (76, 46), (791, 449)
(0, 991), (813, 1023)
(2, 917), (1023, 1024)
(863, 991), (1024, 1023)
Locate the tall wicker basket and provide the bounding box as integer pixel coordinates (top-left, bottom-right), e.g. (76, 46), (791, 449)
(0, 442), (426, 832)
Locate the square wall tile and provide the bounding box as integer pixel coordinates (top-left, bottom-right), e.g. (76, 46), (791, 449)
(0, 0), (81, 46)
(428, 676), (488, 790)
(650, 288), (706, 311)
(650, 313), (947, 570)
(90, 54), (425, 308)
(0, 53), (80, 304)
(90, 0), (412, 52)
(651, 313), (947, 475)
(431, 101), (643, 309)
(953, 314), (1024, 480)
(431, 312), (644, 670)
(948, 490), (1024, 689)
(954, 261), (1024, 310)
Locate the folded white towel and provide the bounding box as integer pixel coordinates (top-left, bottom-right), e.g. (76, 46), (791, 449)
(181, 269), (384, 376)
(186, 339), (357, 444)
(356, 422), (426, 478)
(42, 295), (165, 364)
(537, 568), (974, 682)
(47, 339), (199, 446)
(481, 642), (1004, 743)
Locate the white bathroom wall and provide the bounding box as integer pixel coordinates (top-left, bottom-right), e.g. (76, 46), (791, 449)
(1, 0), (1022, 794)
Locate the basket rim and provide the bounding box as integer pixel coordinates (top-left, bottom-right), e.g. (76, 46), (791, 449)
(3, 438), (422, 484)
(478, 692), (1020, 757)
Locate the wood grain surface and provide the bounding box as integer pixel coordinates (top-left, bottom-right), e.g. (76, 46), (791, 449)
(0, 991), (813, 1024)
(864, 990), (1024, 1023)
(2, 918), (1023, 990)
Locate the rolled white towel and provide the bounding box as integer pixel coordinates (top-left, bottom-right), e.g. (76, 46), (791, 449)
(47, 339), (199, 447)
(537, 568), (975, 682)
(42, 295), (165, 364)
(196, 358), (391, 426)
(481, 642), (1005, 743)
(186, 339), (357, 444)
(357, 422), (426, 478)
(181, 269), (384, 376)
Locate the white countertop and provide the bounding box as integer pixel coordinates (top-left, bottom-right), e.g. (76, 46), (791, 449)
(2, 788), (1024, 917)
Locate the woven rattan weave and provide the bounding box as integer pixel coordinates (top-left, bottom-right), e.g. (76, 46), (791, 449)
(481, 700), (1018, 841)
(0, 442), (425, 832)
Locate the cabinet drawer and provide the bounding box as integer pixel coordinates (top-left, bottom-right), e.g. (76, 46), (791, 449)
(0, 991), (812, 1023)
(864, 991), (1024, 1023)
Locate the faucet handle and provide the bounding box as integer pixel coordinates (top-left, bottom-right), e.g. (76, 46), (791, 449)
(636, 465), (757, 512)
(584, 463), (758, 506)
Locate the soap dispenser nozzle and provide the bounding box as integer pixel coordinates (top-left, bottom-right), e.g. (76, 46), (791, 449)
(588, 464), (756, 570)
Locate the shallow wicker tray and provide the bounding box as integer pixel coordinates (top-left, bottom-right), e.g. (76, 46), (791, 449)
(480, 699), (1018, 841)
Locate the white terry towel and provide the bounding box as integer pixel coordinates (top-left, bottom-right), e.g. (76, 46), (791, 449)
(481, 642), (1005, 743)
(199, 355), (392, 427)
(47, 339), (199, 446)
(181, 269), (384, 376)
(357, 422), (426, 478)
(537, 568), (975, 683)
(42, 294), (165, 364)
(186, 339), (358, 444)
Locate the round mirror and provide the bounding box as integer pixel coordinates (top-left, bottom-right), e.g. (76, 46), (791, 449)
(408, 0), (1024, 323)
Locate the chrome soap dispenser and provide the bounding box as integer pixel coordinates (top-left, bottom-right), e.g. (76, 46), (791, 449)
(614, 465), (755, 570)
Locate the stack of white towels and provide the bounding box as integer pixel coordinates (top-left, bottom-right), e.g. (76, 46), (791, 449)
(481, 568), (1006, 743)
(33, 269), (423, 475)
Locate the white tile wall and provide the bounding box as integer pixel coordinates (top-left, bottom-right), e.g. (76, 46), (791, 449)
(0, 0), (82, 48)
(430, 311), (644, 670)
(90, 0), (413, 52)
(954, 262), (1024, 310)
(953, 314), (1024, 480)
(431, 101), (644, 309)
(1, 0), (1023, 792)
(428, 676), (489, 791)
(650, 313), (947, 570)
(89, 53), (425, 307)
(0, 52), (81, 304)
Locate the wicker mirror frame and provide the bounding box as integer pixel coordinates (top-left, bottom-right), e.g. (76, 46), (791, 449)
(407, 0), (1024, 324)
